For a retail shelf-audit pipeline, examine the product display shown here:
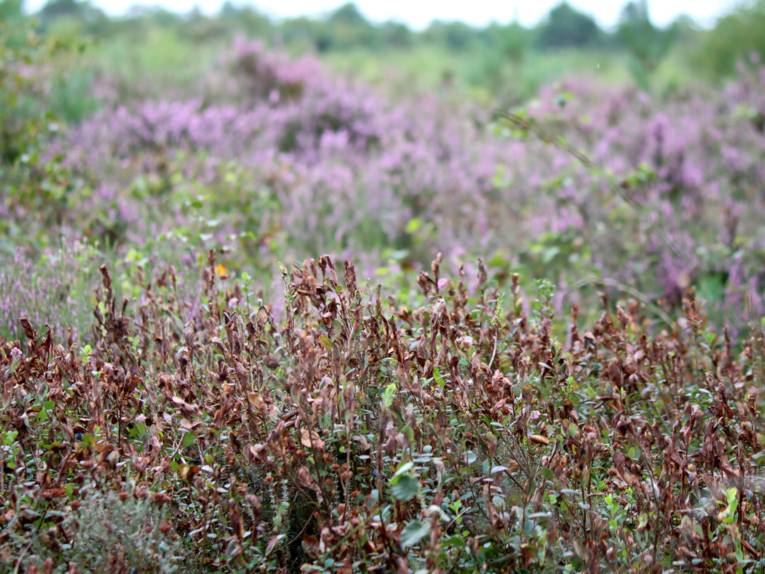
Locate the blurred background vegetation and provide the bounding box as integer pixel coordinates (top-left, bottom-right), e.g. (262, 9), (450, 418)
(3, 0), (765, 119)
(3, 0), (765, 341)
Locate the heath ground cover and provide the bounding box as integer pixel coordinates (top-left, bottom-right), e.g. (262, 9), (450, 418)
(2, 8), (765, 573)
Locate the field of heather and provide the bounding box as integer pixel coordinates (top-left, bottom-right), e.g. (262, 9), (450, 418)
(2, 2), (765, 572)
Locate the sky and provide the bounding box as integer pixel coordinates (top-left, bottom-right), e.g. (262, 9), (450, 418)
(25, 0), (739, 29)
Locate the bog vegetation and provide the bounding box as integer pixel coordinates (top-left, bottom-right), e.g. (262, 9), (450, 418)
(1, 1), (765, 572)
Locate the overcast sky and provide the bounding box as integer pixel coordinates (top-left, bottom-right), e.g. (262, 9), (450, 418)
(25, 0), (739, 29)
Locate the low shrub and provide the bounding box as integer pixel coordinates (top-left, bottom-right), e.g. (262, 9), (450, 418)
(1, 254), (763, 572)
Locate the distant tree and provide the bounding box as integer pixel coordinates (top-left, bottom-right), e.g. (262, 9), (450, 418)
(424, 21), (478, 51)
(502, 21), (531, 64)
(328, 3), (368, 27)
(695, 0), (765, 78)
(40, 0), (86, 20)
(667, 14), (697, 39)
(124, 6), (181, 27)
(219, 2), (271, 36)
(380, 22), (412, 49)
(220, 1), (236, 18)
(185, 9), (235, 43)
(0, 0), (24, 22)
(537, 2), (601, 49)
(279, 16), (325, 52)
(477, 21), (532, 100)
(38, 0), (107, 33)
(617, 0), (676, 87)
(319, 3), (378, 51)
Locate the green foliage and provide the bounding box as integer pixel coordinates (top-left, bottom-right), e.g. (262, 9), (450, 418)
(0, 0), (23, 23)
(382, 382), (397, 408)
(537, 2), (602, 49)
(401, 519), (431, 548)
(17, 0), (696, 98)
(59, 487), (183, 572)
(390, 462), (421, 501)
(0, 17), (100, 231)
(694, 0), (765, 78)
(616, 1), (677, 89)
(0, 22), (48, 164)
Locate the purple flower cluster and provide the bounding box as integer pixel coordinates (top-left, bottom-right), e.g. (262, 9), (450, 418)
(0, 240), (97, 340)
(48, 41), (765, 330)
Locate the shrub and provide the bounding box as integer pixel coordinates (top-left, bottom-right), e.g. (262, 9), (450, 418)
(35, 41), (765, 335)
(1, 255), (763, 571)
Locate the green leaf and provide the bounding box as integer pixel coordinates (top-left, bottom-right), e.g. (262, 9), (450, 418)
(719, 487), (738, 524)
(129, 422), (148, 439)
(382, 383), (397, 408)
(79, 344), (93, 363)
(318, 335), (333, 351)
(3, 430), (19, 446)
(182, 431), (196, 449)
(433, 368), (446, 390)
(402, 424), (415, 445)
(487, 251), (509, 268)
(401, 519), (431, 548)
(542, 246), (560, 263)
(405, 217), (423, 234)
(698, 273), (726, 303)
(393, 461), (414, 478)
(390, 473), (420, 501)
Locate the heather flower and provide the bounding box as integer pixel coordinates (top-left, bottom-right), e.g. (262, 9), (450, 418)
(0, 240), (98, 340)
(34, 42), (765, 333)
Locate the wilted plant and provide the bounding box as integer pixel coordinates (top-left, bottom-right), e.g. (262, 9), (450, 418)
(0, 254), (762, 572)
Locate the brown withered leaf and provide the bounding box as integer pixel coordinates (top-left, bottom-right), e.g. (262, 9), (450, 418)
(300, 428), (325, 449)
(247, 392), (266, 410)
(246, 443), (266, 462)
(39, 488), (67, 500)
(265, 534), (285, 556)
(529, 434), (551, 446)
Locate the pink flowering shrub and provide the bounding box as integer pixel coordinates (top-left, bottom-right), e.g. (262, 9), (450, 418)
(32, 42), (765, 334)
